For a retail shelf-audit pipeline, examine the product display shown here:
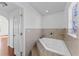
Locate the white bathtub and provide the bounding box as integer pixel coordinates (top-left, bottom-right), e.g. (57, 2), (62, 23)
(37, 38), (71, 56)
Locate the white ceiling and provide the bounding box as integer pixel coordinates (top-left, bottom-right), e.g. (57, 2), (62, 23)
(29, 2), (67, 15)
(0, 2), (19, 14)
(0, 2), (67, 16)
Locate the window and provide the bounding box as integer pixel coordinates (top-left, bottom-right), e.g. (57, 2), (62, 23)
(68, 2), (78, 38)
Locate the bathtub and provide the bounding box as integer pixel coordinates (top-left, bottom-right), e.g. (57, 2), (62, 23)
(37, 38), (71, 56)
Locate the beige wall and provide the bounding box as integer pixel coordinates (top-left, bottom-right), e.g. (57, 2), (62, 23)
(41, 29), (65, 40)
(25, 29), (41, 55)
(64, 32), (79, 56)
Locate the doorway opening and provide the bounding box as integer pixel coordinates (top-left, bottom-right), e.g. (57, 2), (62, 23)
(0, 15), (9, 56)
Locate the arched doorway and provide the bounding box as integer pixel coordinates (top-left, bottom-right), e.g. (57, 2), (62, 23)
(0, 15), (9, 56)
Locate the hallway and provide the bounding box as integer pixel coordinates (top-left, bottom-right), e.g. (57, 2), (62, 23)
(0, 36), (9, 56)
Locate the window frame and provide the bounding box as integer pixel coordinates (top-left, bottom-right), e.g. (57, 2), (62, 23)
(68, 2), (78, 38)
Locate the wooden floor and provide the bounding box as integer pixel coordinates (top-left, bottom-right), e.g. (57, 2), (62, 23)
(0, 36), (9, 56)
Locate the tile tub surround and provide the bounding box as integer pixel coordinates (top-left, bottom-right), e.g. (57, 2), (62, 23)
(24, 28), (79, 56)
(31, 28), (66, 56)
(64, 29), (79, 56)
(41, 29), (66, 40)
(25, 29), (42, 55)
(41, 28), (79, 55)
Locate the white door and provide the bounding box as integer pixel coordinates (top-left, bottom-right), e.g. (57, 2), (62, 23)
(18, 9), (23, 56)
(13, 9), (23, 56)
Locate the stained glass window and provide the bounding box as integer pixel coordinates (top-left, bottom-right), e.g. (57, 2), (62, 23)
(71, 3), (78, 35)
(68, 3), (78, 38)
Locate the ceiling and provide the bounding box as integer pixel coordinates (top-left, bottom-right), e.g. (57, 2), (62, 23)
(29, 2), (67, 15)
(0, 2), (19, 14)
(0, 2), (67, 16)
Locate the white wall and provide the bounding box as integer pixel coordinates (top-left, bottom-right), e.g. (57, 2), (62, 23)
(42, 12), (67, 29)
(0, 16), (8, 35)
(0, 10), (9, 36)
(23, 4), (42, 29)
(0, 10), (9, 19)
(14, 2), (42, 28)
(23, 3), (42, 55)
(9, 8), (19, 48)
(8, 14), (13, 48)
(64, 3), (71, 29)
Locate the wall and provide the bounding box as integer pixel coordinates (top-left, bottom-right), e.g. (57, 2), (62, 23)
(8, 14), (13, 48)
(41, 12), (66, 40)
(42, 12), (67, 29)
(9, 8), (19, 48)
(41, 29), (65, 40)
(0, 16), (8, 36)
(23, 4), (42, 55)
(23, 3), (42, 29)
(0, 10), (9, 36)
(25, 29), (41, 55)
(0, 10), (9, 19)
(64, 3), (79, 56)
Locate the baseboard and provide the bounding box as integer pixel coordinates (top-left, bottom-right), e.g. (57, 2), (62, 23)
(0, 35), (8, 39)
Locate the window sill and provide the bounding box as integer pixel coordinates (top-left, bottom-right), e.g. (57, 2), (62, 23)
(68, 33), (77, 39)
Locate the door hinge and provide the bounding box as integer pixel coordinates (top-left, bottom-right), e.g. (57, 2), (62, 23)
(20, 52), (23, 56)
(20, 33), (23, 36)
